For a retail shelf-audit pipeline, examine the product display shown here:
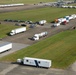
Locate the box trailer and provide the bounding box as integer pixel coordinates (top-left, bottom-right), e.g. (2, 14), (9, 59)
(17, 57), (52, 68)
(0, 42), (12, 53)
(10, 27), (26, 36)
(32, 31), (48, 40)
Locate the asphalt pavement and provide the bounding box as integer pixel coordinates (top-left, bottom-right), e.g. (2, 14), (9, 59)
(0, 41), (30, 58)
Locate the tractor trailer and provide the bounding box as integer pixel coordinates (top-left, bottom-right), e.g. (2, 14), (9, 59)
(17, 57), (52, 68)
(10, 27), (26, 36)
(0, 42), (12, 53)
(32, 31), (48, 40)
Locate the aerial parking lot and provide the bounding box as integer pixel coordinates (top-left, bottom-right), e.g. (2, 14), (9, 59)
(0, 18), (76, 75)
(0, 0), (76, 75)
(1, 19), (76, 45)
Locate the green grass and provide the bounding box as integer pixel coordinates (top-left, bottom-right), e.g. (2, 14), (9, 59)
(0, 7), (76, 22)
(0, 0), (55, 4)
(0, 30), (76, 69)
(0, 24), (19, 38)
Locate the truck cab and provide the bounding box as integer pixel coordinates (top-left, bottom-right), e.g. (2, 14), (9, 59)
(10, 30), (15, 36)
(32, 34), (39, 40)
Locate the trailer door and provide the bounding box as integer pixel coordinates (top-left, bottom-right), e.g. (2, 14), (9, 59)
(34, 60), (39, 67)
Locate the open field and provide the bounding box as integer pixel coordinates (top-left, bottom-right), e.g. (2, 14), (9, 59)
(0, 7), (76, 22)
(0, 29), (76, 69)
(0, 0), (55, 4)
(0, 23), (19, 38)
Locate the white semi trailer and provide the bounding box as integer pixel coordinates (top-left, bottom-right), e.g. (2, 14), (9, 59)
(0, 42), (12, 53)
(17, 57), (52, 68)
(32, 31), (48, 40)
(10, 27), (26, 36)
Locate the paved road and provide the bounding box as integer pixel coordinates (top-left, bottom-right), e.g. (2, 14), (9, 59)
(0, 62), (76, 75)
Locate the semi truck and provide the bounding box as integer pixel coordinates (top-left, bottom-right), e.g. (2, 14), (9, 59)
(54, 14), (76, 26)
(54, 18), (69, 26)
(32, 31), (48, 40)
(0, 42), (12, 53)
(10, 27), (26, 36)
(17, 57), (52, 68)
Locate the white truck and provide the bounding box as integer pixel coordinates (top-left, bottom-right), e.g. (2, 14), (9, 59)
(17, 57), (52, 68)
(53, 22), (61, 26)
(53, 18), (69, 26)
(10, 27), (26, 36)
(0, 42), (12, 53)
(32, 32), (48, 40)
(38, 20), (46, 25)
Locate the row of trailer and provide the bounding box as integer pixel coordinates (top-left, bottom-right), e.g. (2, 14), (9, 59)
(53, 14), (76, 26)
(9, 27), (48, 40)
(61, 5), (76, 8)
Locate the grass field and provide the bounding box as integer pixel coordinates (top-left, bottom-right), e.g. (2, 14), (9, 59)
(0, 24), (19, 38)
(0, 7), (76, 22)
(0, 0), (55, 4)
(0, 30), (76, 69)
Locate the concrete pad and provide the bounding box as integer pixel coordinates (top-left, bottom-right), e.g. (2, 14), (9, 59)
(0, 41), (30, 58)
